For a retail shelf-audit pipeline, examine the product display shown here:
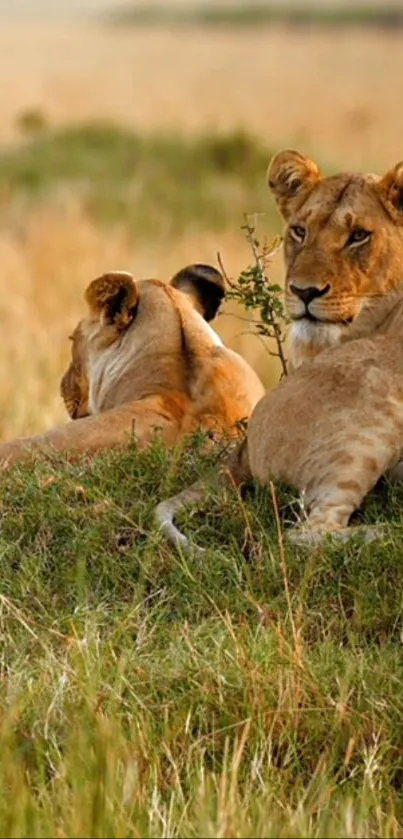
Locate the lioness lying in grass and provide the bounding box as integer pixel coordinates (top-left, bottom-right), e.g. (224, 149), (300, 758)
(0, 264), (264, 467)
(155, 286), (403, 549)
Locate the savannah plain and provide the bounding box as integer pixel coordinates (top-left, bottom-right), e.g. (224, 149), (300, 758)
(1, 5), (403, 838)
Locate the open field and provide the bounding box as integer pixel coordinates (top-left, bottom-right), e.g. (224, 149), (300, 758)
(0, 16), (403, 836)
(0, 0), (396, 21)
(0, 23), (401, 164)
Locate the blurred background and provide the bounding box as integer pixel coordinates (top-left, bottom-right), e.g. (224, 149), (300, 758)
(0, 0), (401, 438)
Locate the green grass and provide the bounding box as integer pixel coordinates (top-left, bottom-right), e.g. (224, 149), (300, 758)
(110, 3), (403, 29)
(1, 432), (403, 836)
(0, 122), (275, 235)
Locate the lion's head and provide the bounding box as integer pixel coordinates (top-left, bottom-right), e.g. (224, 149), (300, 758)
(60, 263), (227, 420)
(0, 264), (265, 470)
(268, 150), (403, 368)
(59, 263), (265, 449)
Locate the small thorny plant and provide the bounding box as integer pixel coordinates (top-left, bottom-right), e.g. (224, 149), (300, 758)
(218, 213), (288, 377)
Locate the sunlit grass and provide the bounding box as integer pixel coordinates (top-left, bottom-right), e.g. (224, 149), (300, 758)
(0, 435), (402, 837)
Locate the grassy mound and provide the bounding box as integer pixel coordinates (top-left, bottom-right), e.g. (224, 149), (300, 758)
(1, 434), (403, 836)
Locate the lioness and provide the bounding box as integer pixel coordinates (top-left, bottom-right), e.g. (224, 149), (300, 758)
(155, 286), (403, 549)
(268, 149), (403, 369)
(155, 151), (403, 550)
(0, 264), (264, 467)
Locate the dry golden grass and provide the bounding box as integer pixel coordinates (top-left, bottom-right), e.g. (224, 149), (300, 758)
(0, 23), (402, 168)
(0, 21), (401, 440)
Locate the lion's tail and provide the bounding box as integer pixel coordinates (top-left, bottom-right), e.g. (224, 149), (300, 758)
(154, 439), (251, 555)
(154, 479), (208, 555)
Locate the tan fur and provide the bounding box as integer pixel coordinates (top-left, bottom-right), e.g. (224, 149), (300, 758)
(0, 265), (264, 467)
(267, 150), (403, 370)
(155, 287), (403, 549)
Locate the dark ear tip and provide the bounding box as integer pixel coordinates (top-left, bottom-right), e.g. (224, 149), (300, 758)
(170, 263), (226, 322)
(171, 263), (225, 294)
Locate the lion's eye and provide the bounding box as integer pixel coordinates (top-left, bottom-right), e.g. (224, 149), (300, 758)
(347, 228), (371, 247)
(289, 225), (306, 243)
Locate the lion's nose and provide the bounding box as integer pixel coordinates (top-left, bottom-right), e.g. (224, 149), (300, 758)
(289, 284), (331, 306)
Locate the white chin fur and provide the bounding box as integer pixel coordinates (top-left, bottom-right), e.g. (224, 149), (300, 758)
(289, 320), (346, 368)
(289, 319), (345, 345)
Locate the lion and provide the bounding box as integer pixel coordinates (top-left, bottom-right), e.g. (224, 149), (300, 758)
(154, 152), (403, 551)
(155, 285), (403, 550)
(0, 264), (265, 468)
(267, 149), (403, 369)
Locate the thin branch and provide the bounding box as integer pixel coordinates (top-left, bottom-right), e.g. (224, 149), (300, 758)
(242, 214), (288, 377)
(218, 215), (288, 378)
(217, 251), (232, 289)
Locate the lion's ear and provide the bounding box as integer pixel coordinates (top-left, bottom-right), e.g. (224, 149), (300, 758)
(377, 161), (403, 221)
(85, 272), (139, 329)
(268, 150), (321, 220)
(170, 263), (225, 321)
